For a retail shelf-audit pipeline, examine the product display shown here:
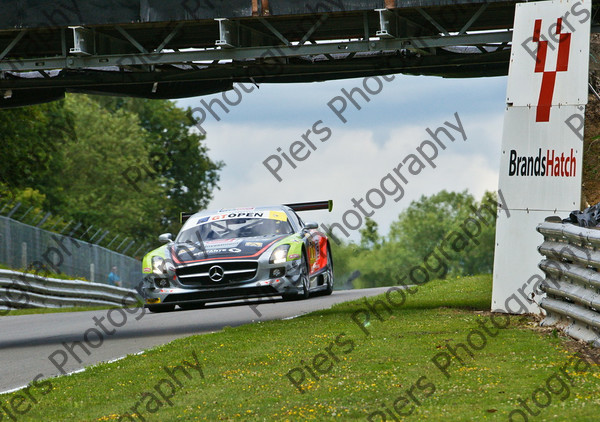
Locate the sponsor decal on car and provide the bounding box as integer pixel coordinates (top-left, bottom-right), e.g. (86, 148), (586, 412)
(143, 267), (151, 272)
(206, 238), (239, 244)
(269, 211), (288, 221)
(219, 207), (255, 212)
(209, 212), (266, 221)
(206, 248), (242, 254)
(197, 211), (288, 223)
(245, 242), (263, 247)
(205, 239), (242, 248)
(288, 253), (300, 260)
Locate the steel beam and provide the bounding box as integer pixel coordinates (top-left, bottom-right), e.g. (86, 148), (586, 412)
(69, 26), (93, 56)
(216, 19), (238, 48)
(115, 26), (148, 54)
(458, 4), (488, 35)
(376, 9), (396, 39)
(259, 18), (291, 46)
(155, 22), (184, 52)
(0, 31), (26, 61)
(0, 30), (513, 72)
(299, 14), (329, 46)
(415, 7), (449, 36)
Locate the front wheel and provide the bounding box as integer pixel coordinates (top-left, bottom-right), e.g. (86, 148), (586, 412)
(283, 252), (310, 300)
(324, 247), (334, 295)
(300, 263), (310, 299)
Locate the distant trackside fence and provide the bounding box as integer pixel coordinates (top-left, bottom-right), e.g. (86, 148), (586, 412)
(0, 216), (142, 288)
(537, 218), (600, 347)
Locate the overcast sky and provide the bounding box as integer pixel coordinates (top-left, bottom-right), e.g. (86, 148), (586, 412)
(176, 74), (508, 243)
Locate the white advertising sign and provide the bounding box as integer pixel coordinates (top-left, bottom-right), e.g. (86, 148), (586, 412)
(507, 0), (590, 109)
(498, 105), (583, 211)
(492, 0), (590, 313)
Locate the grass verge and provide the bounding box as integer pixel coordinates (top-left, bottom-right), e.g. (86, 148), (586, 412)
(0, 263), (88, 282)
(2, 275), (600, 421)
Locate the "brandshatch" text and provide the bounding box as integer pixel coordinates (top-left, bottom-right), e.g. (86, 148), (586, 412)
(508, 148), (576, 177)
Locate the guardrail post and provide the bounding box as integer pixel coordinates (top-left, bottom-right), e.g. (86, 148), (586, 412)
(90, 263), (95, 282)
(21, 241), (27, 269)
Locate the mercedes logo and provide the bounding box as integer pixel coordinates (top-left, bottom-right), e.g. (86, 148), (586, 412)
(208, 265), (225, 282)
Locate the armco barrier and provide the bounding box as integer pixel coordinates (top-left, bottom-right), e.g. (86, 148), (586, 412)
(0, 215), (141, 288)
(0, 269), (139, 310)
(537, 218), (600, 347)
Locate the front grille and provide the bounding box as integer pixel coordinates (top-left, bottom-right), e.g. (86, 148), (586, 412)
(175, 260), (258, 286)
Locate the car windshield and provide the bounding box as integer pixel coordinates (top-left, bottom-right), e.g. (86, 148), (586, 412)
(176, 217), (293, 243)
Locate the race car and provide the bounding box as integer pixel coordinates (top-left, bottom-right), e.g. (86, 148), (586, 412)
(141, 200), (334, 312)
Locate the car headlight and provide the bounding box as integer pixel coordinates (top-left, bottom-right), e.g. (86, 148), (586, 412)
(269, 245), (290, 264)
(152, 256), (167, 276)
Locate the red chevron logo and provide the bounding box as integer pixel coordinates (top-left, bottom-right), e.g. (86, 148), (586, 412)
(532, 18), (572, 122)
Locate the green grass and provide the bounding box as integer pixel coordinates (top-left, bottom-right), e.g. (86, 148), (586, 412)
(0, 262), (89, 281)
(2, 275), (600, 421)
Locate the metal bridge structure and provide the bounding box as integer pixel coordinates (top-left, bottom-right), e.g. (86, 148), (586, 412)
(1, 0), (599, 108)
(0, 0), (567, 108)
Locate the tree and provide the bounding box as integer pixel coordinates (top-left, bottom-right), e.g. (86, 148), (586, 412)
(359, 217), (380, 249)
(456, 191), (497, 275)
(0, 101), (73, 207)
(91, 96), (223, 234)
(329, 240), (360, 287)
(55, 95), (165, 241)
(389, 190), (476, 262)
(343, 190), (497, 288)
(0, 94), (224, 254)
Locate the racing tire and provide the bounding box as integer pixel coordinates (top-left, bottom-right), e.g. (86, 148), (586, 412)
(300, 264), (310, 299)
(282, 252), (310, 301)
(147, 304), (176, 313)
(323, 246), (334, 296)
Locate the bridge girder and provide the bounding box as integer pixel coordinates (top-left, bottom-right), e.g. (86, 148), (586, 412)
(0, 1), (593, 107)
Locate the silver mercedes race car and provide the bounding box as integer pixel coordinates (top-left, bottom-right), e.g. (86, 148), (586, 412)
(141, 201), (334, 312)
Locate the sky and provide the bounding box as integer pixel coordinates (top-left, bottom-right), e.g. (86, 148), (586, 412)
(176, 73), (508, 243)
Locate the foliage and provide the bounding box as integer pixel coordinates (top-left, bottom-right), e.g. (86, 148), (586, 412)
(0, 101), (73, 206)
(359, 217), (380, 249)
(0, 94), (223, 250)
(90, 96), (224, 235)
(0, 262), (87, 282)
(338, 190), (498, 288)
(47, 95), (165, 241)
(329, 241), (360, 287)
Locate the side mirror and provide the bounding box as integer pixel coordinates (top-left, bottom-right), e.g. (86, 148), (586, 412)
(158, 233), (173, 243)
(303, 222), (318, 230)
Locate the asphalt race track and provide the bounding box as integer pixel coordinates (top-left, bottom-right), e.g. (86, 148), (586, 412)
(0, 287), (390, 393)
